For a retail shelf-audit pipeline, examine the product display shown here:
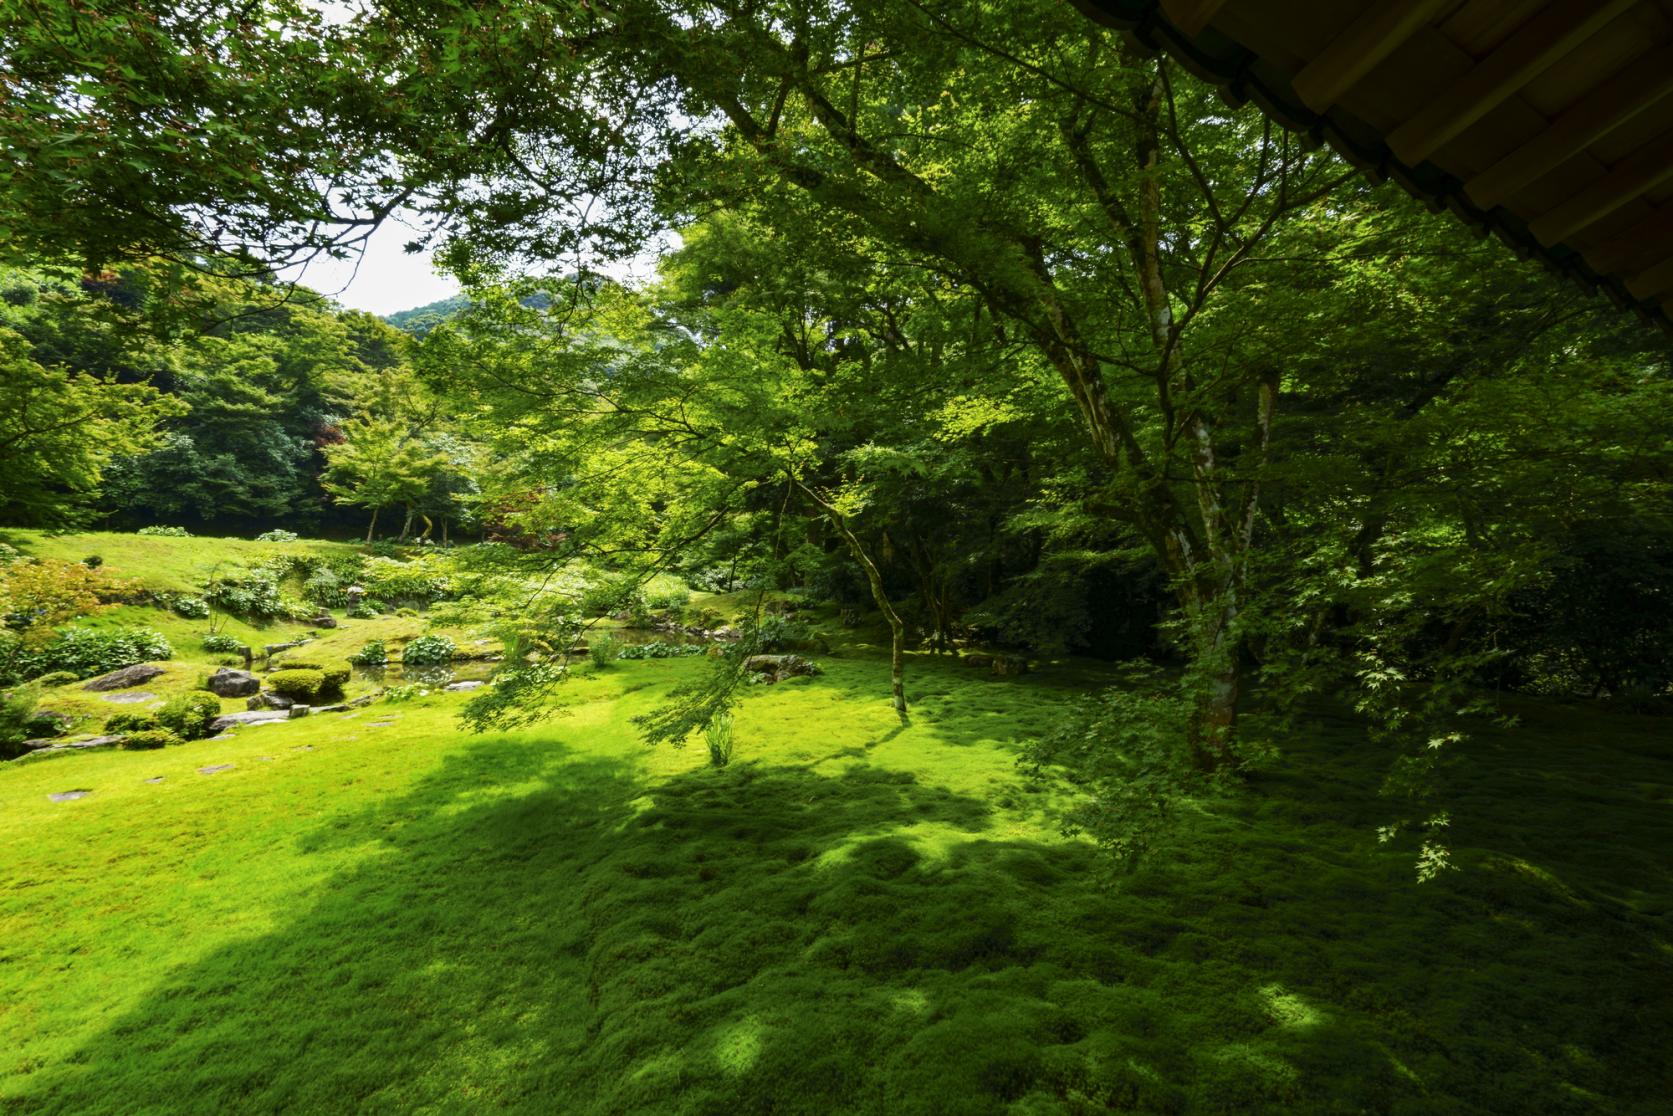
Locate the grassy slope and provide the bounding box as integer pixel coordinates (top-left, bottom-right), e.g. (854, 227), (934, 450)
(2, 642), (1669, 1114)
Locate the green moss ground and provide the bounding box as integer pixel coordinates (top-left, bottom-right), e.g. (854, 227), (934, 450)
(3, 647), (1669, 1114)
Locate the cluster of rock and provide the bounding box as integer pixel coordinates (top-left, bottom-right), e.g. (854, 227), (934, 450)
(960, 651), (1030, 676)
(744, 654), (821, 684)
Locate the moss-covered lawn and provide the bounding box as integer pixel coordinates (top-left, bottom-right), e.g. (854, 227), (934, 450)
(2, 649), (1669, 1114)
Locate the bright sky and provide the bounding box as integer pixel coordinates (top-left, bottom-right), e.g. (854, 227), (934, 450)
(280, 216), (459, 317)
(281, 217), (675, 318)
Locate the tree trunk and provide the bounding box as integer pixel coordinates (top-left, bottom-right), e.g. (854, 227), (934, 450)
(796, 479), (909, 719)
(365, 506), (379, 544)
(398, 505), (414, 542)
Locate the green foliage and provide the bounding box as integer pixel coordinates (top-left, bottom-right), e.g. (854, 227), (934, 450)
(587, 634), (621, 669)
(359, 556), (449, 607)
(136, 527), (190, 537)
(400, 634), (456, 665)
(348, 640), (386, 666)
(703, 710), (735, 768)
(266, 669), (325, 701)
(202, 568), (286, 619)
(155, 692), (221, 741)
(31, 671), (78, 687)
(255, 530), (300, 543)
(170, 596), (209, 619)
(200, 633), (244, 654)
(383, 684), (424, 703)
(81, 555), (102, 569)
(119, 728), (182, 751)
(1022, 668), (1225, 869)
(0, 685), (40, 759)
(103, 712), (157, 734)
(615, 641), (704, 660)
(1, 627), (170, 686)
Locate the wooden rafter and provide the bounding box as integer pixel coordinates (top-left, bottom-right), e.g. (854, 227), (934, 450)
(1292, 0), (1456, 114)
(1387, 0), (1638, 166)
(1530, 128), (1673, 244)
(1583, 204), (1673, 276)
(1157, 0), (1227, 38)
(1625, 255), (1673, 301)
(1466, 46), (1673, 209)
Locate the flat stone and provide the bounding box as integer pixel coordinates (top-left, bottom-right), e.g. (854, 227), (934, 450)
(208, 710), (290, 732)
(82, 664), (164, 691)
(257, 756), (274, 762)
(293, 745), (314, 751)
(144, 777), (165, 784)
(248, 691), (294, 710)
(197, 764), (234, 775)
(444, 680), (485, 692)
(100, 691), (156, 704)
(287, 704), (311, 718)
(48, 790), (91, 802)
(368, 720), (397, 727)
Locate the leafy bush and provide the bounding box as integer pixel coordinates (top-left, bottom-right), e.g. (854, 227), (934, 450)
(384, 684), (422, 703)
(82, 555), (103, 569)
(254, 529), (300, 543)
(171, 595), (210, 619)
(750, 614), (814, 652)
(401, 634), (456, 665)
(361, 556), (449, 607)
(267, 668), (325, 700)
(201, 633), (244, 654)
(321, 665), (350, 694)
(616, 640), (705, 660)
(302, 567), (346, 607)
(349, 639), (386, 665)
(156, 692), (222, 740)
(32, 670), (79, 687)
(136, 526), (190, 537)
(0, 686), (39, 759)
(104, 712), (157, 734)
(121, 728), (182, 750)
(588, 633), (622, 668)
(704, 711), (735, 768)
(645, 587), (691, 611)
(204, 569), (287, 618)
(1, 627), (171, 685)
(347, 601), (379, 619)
(22, 711), (68, 738)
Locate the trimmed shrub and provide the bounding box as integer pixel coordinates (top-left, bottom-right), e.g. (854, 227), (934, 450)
(104, 712), (157, 734)
(254, 529), (300, 543)
(347, 601), (379, 619)
(156, 692), (222, 741)
(121, 728), (182, 750)
(267, 669), (325, 700)
(349, 639), (386, 665)
(401, 634), (456, 665)
(82, 555), (104, 569)
(274, 659), (322, 670)
(32, 670), (80, 687)
(303, 567), (346, 608)
(136, 526), (190, 537)
(646, 587), (692, 610)
(201, 633), (244, 654)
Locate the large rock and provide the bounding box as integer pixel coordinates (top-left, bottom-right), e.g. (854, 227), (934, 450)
(743, 654), (821, 683)
(208, 710), (291, 732)
(206, 667), (261, 697)
(82, 664), (164, 691)
(247, 691), (294, 711)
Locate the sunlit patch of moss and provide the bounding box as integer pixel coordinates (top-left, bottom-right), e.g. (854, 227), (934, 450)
(711, 1016), (765, 1075)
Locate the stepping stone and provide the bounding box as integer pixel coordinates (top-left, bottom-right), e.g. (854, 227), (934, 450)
(48, 790), (90, 802)
(144, 777), (165, 784)
(100, 691), (156, 704)
(257, 756), (274, 762)
(368, 720), (397, 727)
(293, 745), (314, 751)
(197, 764), (234, 775)
(208, 710), (289, 732)
(444, 680), (486, 692)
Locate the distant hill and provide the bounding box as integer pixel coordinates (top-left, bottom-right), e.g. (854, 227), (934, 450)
(383, 294), (470, 336)
(383, 290), (562, 336)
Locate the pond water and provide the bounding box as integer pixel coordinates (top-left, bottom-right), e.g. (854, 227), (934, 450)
(351, 659), (500, 687)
